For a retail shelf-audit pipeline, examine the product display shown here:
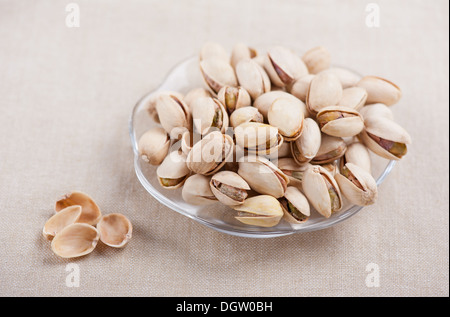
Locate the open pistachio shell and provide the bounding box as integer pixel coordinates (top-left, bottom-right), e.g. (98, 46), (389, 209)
(306, 72), (343, 116)
(97, 213), (132, 248)
(233, 195), (284, 227)
(235, 59), (271, 100)
(268, 98), (305, 141)
(338, 87), (368, 111)
(291, 118), (321, 164)
(289, 74), (315, 103)
(138, 127), (170, 165)
(229, 106), (264, 128)
(237, 156), (289, 198)
(156, 151), (190, 189)
(302, 46), (331, 74)
(200, 57), (237, 94)
(183, 87), (212, 111)
(302, 165), (343, 218)
(234, 122), (283, 156)
(55, 191), (102, 226)
(182, 174), (217, 205)
(156, 94), (191, 139)
(230, 43), (258, 69)
(359, 103), (394, 121)
(51, 223), (100, 259)
(146, 91), (184, 124)
(217, 86), (251, 114)
(264, 46), (309, 87)
(279, 186), (311, 224)
(316, 106), (364, 137)
(192, 97), (229, 135)
(356, 76), (402, 106)
(210, 171), (250, 206)
(335, 163), (378, 206)
(322, 67), (362, 89)
(359, 116), (411, 160)
(254, 91), (308, 120)
(199, 42), (229, 62)
(43, 205), (82, 240)
(340, 142), (371, 174)
(311, 134), (347, 165)
(277, 158), (311, 189)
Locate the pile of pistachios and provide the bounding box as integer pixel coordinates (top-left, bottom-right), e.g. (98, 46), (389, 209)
(138, 42), (411, 228)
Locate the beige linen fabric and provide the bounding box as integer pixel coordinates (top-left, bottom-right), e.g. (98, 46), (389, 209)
(0, 0), (448, 296)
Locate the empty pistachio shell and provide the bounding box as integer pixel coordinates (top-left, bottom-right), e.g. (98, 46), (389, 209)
(238, 156), (289, 198)
(291, 118), (321, 164)
(138, 127), (170, 165)
(277, 158), (311, 189)
(264, 46), (309, 87)
(235, 59), (271, 100)
(338, 87), (368, 111)
(146, 91), (184, 123)
(157, 151), (190, 189)
(192, 97), (229, 135)
(268, 98), (305, 141)
(234, 122), (283, 156)
(43, 205), (82, 240)
(306, 72), (343, 116)
(289, 74), (315, 103)
(217, 85), (251, 114)
(210, 171), (250, 206)
(51, 223), (100, 258)
(183, 87), (212, 111)
(340, 142), (372, 174)
(311, 134), (347, 165)
(200, 58), (237, 94)
(55, 191), (102, 226)
(230, 43), (258, 69)
(254, 91), (308, 120)
(229, 106), (264, 128)
(279, 186), (311, 224)
(302, 165), (343, 218)
(199, 42), (229, 62)
(233, 195), (284, 227)
(156, 94), (191, 139)
(186, 131), (234, 175)
(302, 46), (331, 74)
(182, 174), (217, 205)
(180, 130), (199, 156)
(97, 213), (132, 248)
(359, 103), (394, 121)
(335, 163), (378, 206)
(356, 76), (402, 106)
(316, 106), (364, 137)
(323, 67), (362, 89)
(359, 116), (411, 160)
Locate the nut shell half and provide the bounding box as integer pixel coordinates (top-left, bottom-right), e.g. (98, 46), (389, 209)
(97, 213), (132, 248)
(51, 223), (100, 258)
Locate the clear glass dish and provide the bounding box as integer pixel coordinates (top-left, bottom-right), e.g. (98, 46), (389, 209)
(129, 56), (395, 238)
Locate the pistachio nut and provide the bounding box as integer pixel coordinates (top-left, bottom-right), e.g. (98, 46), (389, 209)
(277, 158), (311, 189)
(289, 74), (315, 103)
(340, 142), (372, 174)
(217, 85), (251, 114)
(335, 163), (378, 206)
(359, 116), (411, 160)
(302, 165), (343, 218)
(254, 91), (308, 120)
(234, 122), (283, 157)
(237, 155), (289, 198)
(235, 59), (271, 100)
(230, 42), (258, 69)
(302, 46), (331, 74)
(146, 91), (184, 124)
(306, 72), (343, 116)
(277, 141), (292, 159)
(233, 195), (284, 227)
(279, 186), (311, 224)
(182, 174), (217, 205)
(43, 205), (82, 240)
(155, 93), (191, 139)
(186, 131), (234, 175)
(199, 42), (229, 62)
(191, 97), (229, 135)
(323, 67), (361, 89)
(290, 118), (321, 164)
(183, 87), (212, 111)
(356, 76), (402, 106)
(338, 87), (368, 111)
(210, 171), (250, 206)
(229, 106), (264, 128)
(138, 127), (170, 165)
(55, 191), (102, 226)
(97, 213), (132, 248)
(268, 98), (305, 141)
(264, 46), (309, 87)
(51, 223), (100, 258)
(311, 134), (347, 165)
(157, 151), (190, 189)
(199, 57), (238, 94)
(359, 103), (394, 121)
(316, 106), (364, 137)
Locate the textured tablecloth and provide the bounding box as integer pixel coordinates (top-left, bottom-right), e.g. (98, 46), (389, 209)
(0, 0), (448, 297)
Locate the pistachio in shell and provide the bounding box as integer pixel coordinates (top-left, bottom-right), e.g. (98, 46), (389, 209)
(229, 106), (264, 128)
(191, 97), (229, 135)
(311, 134), (347, 165)
(254, 91), (308, 121)
(340, 142), (372, 174)
(200, 57), (237, 94)
(356, 76), (402, 106)
(234, 122), (283, 157)
(306, 71), (343, 116)
(277, 158), (311, 189)
(235, 59), (271, 100)
(138, 127), (170, 165)
(359, 103), (394, 121)
(279, 186), (311, 224)
(210, 171), (250, 206)
(316, 106), (364, 137)
(230, 43), (258, 69)
(289, 74), (315, 103)
(182, 174), (217, 205)
(335, 163), (378, 206)
(338, 87), (368, 111)
(156, 151), (190, 189)
(302, 46), (331, 74)
(268, 98), (305, 141)
(290, 118), (321, 165)
(264, 46), (309, 87)
(155, 93), (191, 139)
(233, 195), (284, 227)
(217, 85), (251, 114)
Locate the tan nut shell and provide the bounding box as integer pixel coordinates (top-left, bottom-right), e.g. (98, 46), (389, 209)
(235, 59), (271, 100)
(138, 127), (170, 165)
(311, 134), (347, 165)
(192, 97), (229, 135)
(277, 158), (311, 189)
(254, 91), (308, 120)
(229, 106), (264, 128)
(359, 103), (394, 121)
(291, 118), (321, 164)
(182, 174), (217, 205)
(210, 171), (250, 206)
(156, 94), (191, 139)
(341, 142), (372, 174)
(43, 205), (82, 240)
(217, 86), (251, 114)
(230, 43), (258, 69)
(156, 151), (190, 189)
(268, 98), (305, 141)
(289, 74), (315, 103)
(306, 72), (343, 116)
(323, 67), (362, 89)
(233, 195), (283, 227)
(264, 46), (309, 87)
(302, 46), (331, 74)
(317, 106), (364, 137)
(338, 87), (368, 111)
(200, 58), (237, 94)
(55, 191), (102, 226)
(146, 91), (184, 123)
(183, 87), (211, 111)
(356, 76), (402, 106)
(199, 42), (229, 62)
(51, 223), (100, 258)
(281, 186), (311, 224)
(234, 122), (283, 156)
(335, 163), (378, 206)
(97, 213), (132, 248)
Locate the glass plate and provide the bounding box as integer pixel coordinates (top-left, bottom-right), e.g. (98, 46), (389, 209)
(129, 56), (395, 238)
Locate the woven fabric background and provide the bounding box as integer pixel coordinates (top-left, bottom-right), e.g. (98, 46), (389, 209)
(0, 0), (448, 296)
